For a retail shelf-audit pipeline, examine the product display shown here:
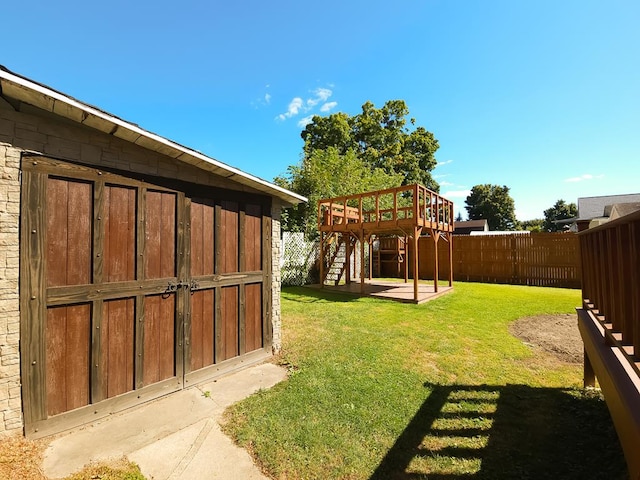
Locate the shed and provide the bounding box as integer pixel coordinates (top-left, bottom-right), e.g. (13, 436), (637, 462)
(0, 66), (305, 437)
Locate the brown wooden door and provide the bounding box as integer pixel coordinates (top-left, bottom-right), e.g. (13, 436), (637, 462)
(21, 157), (272, 436)
(21, 158), (185, 436)
(184, 198), (269, 386)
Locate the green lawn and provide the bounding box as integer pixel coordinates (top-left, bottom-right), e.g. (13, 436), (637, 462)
(224, 283), (626, 479)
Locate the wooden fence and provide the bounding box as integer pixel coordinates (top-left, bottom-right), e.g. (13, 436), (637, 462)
(577, 209), (640, 478)
(404, 233), (580, 288)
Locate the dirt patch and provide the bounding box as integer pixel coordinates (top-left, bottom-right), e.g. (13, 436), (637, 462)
(510, 314), (583, 364)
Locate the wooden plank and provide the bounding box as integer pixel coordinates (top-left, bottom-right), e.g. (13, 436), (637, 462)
(143, 294), (176, 386)
(189, 289), (215, 371)
(144, 190), (162, 279)
(190, 201), (204, 277)
(44, 177), (93, 286)
(46, 304), (91, 416)
(104, 185), (136, 282)
(175, 192), (187, 386)
(101, 298), (135, 398)
(20, 169), (48, 425)
(221, 286), (239, 361)
(245, 204), (262, 272)
(46, 178), (68, 287)
(245, 283), (262, 353)
(93, 181), (105, 285)
(161, 193), (177, 278)
(45, 306), (66, 416)
(220, 200), (239, 274)
(239, 283), (246, 356)
(91, 300), (104, 403)
(46, 278), (185, 305)
(135, 296), (144, 390)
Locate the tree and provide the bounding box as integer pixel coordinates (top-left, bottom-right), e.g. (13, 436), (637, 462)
(543, 199), (577, 232)
(300, 100), (440, 190)
(279, 100), (441, 236)
(275, 147), (402, 238)
(521, 218), (544, 232)
(464, 184), (518, 231)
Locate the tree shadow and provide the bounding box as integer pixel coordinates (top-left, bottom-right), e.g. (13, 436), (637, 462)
(370, 383), (627, 480)
(282, 286), (362, 303)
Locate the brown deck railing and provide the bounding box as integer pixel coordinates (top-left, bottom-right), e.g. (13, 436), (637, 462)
(578, 209), (640, 479)
(318, 184), (454, 234)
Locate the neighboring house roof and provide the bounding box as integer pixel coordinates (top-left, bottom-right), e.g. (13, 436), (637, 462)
(453, 219), (488, 234)
(576, 193), (640, 221)
(608, 202), (640, 221)
(0, 65), (306, 206)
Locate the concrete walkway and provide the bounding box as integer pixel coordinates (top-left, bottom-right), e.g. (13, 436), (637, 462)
(43, 363), (287, 479)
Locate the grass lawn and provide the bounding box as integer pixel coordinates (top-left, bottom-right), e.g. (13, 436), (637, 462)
(224, 282), (626, 479)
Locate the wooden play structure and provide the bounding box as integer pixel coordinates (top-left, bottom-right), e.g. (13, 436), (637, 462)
(317, 184), (454, 303)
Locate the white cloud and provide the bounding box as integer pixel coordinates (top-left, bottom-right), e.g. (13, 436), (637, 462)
(314, 87), (332, 102)
(264, 93), (271, 104)
(276, 87), (335, 122)
(320, 101), (338, 113)
(436, 159), (454, 167)
(297, 115), (314, 128)
(443, 189), (471, 199)
(276, 97), (304, 121)
(564, 173), (604, 183)
(439, 180), (454, 187)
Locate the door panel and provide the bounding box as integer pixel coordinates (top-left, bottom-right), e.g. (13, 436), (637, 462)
(145, 191), (177, 279)
(220, 286), (239, 361)
(46, 304), (91, 416)
(219, 200), (239, 274)
(142, 294), (176, 385)
(244, 204), (262, 272)
(101, 298), (135, 398)
(46, 178), (92, 287)
(190, 201), (215, 276)
(245, 283), (263, 353)
(190, 289), (215, 371)
(104, 185), (136, 282)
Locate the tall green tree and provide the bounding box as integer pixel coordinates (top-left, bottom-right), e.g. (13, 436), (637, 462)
(543, 199), (577, 232)
(275, 147), (402, 238)
(300, 100), (440, 190)
(464, 184), (518, 231)
(279, 100), (440, 236)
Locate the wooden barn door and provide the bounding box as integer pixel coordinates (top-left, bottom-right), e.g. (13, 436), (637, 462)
(20, 157), (185, 436)
(184, 198), (271, 386)
(20, 156), (273, 436)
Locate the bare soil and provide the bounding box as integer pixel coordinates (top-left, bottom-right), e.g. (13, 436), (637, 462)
(510, 313), (583, 364)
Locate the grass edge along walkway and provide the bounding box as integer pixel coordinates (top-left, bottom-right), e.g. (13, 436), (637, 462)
(224, 283), (626, 480)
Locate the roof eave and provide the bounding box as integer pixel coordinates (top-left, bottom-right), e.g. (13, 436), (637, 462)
(0, 66), (306, 206)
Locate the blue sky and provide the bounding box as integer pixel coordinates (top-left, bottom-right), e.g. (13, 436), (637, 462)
(3, 0), (639, 220)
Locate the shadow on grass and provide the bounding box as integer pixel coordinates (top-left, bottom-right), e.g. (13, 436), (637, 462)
(370, 384), (626, 480)
(282, 286), (361, 303)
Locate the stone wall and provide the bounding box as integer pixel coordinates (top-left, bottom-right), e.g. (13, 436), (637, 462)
(0, 143), (22, 435)
(271, 200), (282, 353)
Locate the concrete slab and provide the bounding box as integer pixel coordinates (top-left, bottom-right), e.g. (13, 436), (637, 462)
(42, 362), (287, 479)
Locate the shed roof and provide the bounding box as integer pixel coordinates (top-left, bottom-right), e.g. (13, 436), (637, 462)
(0, 66), (306, 206)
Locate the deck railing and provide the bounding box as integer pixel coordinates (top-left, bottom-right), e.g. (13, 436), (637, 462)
(580, 209), (640, 371)
(578, 209), (640, 479)
(318, 184), (454, 233)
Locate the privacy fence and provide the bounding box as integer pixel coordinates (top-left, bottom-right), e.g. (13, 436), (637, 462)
(281, 232), (580, 289)
(415, 232), (581, 288)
